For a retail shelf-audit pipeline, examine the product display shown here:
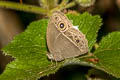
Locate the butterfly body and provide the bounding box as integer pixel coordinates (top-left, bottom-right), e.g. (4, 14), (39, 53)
(46, 11), (88, 61)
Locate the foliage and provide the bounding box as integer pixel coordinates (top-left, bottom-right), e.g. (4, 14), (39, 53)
(0, 12), (105, 80)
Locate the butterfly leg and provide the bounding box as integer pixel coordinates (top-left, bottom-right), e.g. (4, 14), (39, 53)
(54, 59), (58, 66)
(47, 52), (54, 65)
(47, 52), (59, 66)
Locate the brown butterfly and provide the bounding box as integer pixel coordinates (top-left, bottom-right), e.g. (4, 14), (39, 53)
(46, 11), (88, 61)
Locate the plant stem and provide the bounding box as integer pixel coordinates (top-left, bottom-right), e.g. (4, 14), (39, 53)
(51, 0), (68, 12)
(51, 1), (76, 13)
(0, 1), (47, 15)
(64, 1), (76, 9)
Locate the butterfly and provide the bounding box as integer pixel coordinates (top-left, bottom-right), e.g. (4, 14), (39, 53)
(46, 11), (88, 61)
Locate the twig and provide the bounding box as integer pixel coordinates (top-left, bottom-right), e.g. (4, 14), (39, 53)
(51, 1), (76, 13)
(0, 1), (47, 15)
(64, 1), (76, 9)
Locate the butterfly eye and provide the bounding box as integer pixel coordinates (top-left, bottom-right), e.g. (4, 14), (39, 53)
(58, 22), (67, 31)
(60, 23), (64, 28)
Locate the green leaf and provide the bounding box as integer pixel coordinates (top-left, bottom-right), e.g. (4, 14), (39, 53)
(94, 32), (120, 78)
(3, 19), (48, 60)
(0, 12), (102, 80)
(0, 19), (63, 80)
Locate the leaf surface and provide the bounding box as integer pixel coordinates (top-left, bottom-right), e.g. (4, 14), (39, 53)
(94, 32), (120, 78)
(0, 12), (102, 80)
